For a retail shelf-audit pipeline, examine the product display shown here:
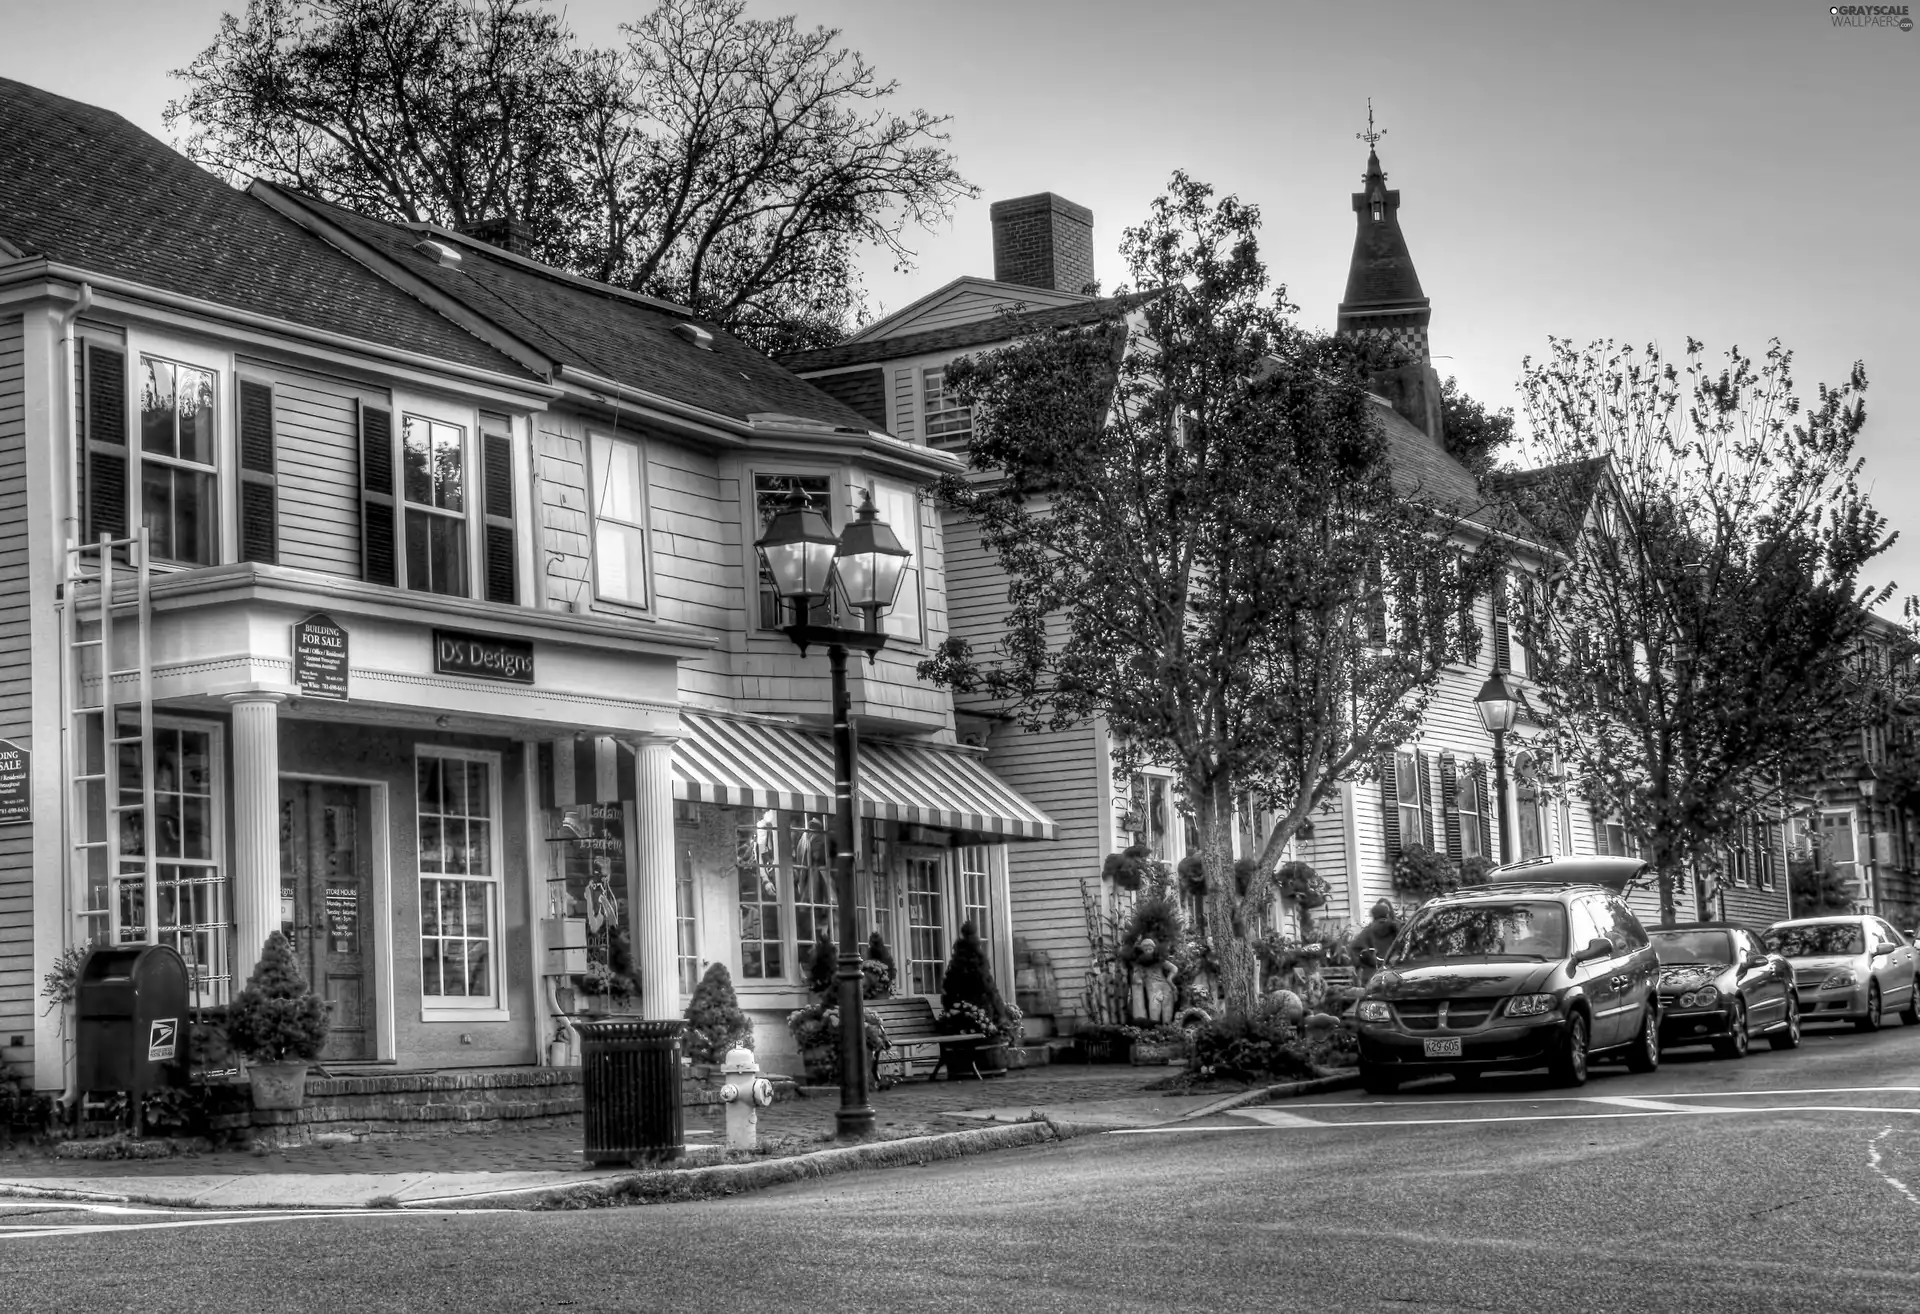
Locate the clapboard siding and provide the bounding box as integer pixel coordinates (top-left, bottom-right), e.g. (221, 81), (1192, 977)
(857, 285), (1091, 341)
(0, 315), (32, 1063)
(270, 374), (362, 575)
(807, 368), (887, 430)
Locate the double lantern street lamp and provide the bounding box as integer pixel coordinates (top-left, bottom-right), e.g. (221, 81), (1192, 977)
(754, 488), (912, 1139)
(1474, 672), (1519, 867)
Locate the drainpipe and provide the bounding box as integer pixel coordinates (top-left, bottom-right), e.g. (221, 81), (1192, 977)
(55, 283), (92, 1108)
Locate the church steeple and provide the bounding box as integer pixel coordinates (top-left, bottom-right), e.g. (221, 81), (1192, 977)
(1336, 108), (1442, 444)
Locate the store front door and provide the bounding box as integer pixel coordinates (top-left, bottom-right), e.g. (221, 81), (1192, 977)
(279, 779), (376, 1062)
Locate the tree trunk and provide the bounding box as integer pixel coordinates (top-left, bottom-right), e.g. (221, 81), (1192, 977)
(1195, 780), (1257, 1016)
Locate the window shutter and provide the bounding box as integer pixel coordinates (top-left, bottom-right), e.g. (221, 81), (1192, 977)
(83, 343), (128, 544)
(1380, 752), (1401, 861)
(1440, 753), (1462, 861)
(360, 404), (397, 586)
(1474, 760), (1494, 864)
(481, 415), (516, 605)
(1492, 570), (1511, 673)
(1415, 752), (1434, 850)
(1365, 558), (1387, 645)
(237, 379), (278, 564)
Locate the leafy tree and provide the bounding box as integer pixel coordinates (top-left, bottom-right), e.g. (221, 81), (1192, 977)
(167, 0), (973, 353)
(1439, 375), (1516, 478)
(226, 932), (330, 1064)
(683, 962), (753, 1063)
(1514, 337), (1893, 923)
(922, 173), (1501, 1012)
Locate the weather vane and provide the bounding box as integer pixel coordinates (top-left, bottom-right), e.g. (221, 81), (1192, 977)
(1356, 98), (1386, 148)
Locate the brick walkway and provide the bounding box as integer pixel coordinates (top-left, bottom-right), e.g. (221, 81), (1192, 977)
(0, 1066), (1203, 1179)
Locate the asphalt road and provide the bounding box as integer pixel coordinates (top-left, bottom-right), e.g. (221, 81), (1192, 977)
(6, 1019), (1920, 1314)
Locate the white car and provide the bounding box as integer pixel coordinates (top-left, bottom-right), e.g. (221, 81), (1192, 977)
(1761, 915), (1920, 1030)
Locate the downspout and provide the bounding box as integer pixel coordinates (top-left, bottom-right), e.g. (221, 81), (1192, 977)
(56, 282), (92, 1107)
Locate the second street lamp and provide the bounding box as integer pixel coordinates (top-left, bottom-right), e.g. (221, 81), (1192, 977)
(754, 488), (911, 1139)
(1474, 672), (1519, 866)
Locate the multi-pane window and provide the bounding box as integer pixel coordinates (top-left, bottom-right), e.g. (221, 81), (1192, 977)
(417, 753), (498, 1004)
(110, 722), (227, 1001)
(591, 431), (648, 606)
(906, 857), (945, 995)
(790, 813), (835, 969)
(1130, 774), (1178, 861)
(1395, 752), (1427, 849)
(138, 357), (217, 564)
(959, 846), (990, 938)
(860, 818), (894, 948)
(922, 368), (972, 447)
(753, 474), (832, 629)
(402, 416), (468, 596)
(675, 838), (699, 995)
(736, 811), (783, 980)
(1456, 770), (1484, 860)
(870, 482), (922, 643)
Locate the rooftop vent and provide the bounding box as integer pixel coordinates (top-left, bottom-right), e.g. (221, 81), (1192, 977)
(413, 239), (463, 269)
(672, 322), (714, 350)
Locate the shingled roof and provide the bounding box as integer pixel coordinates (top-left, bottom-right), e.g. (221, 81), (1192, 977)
(272, 189), (877, 430)
(0, 78), (533, 380)
(1484, 457), (1609, 551)
(778, 293), (1150, 374)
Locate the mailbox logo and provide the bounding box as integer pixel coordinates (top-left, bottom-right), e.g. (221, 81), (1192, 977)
(148, 1017), (178, 1062)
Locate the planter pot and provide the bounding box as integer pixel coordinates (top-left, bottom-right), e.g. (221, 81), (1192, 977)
(976, 1043), (1009, 1077)
(941, 1038), (982, 1078)
(247, 1060), (310, 1111)
(1130, 1040), (1185, 1066)
(800, 1045), (838, 1084)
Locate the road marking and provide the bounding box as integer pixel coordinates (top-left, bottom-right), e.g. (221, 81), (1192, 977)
(1225, 1108), (1325, 1128)
(1866, 1128), (1920, 1210)
(1279, 1084), (1920, 1111)
(1585, 1096), (1743, 1114)
(0, 1205), (502, 1240)
(1134, 1102), (1920, 1136)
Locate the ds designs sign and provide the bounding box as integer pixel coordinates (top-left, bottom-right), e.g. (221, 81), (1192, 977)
(433, 630), (535, 684)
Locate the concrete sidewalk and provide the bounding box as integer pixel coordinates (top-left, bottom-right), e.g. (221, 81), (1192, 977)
(0, 1068), (1358, 1210)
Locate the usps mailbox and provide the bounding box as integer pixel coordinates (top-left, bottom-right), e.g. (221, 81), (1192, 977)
(75, 944), (191, 1094)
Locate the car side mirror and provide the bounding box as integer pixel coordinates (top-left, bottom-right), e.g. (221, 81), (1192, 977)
(1874, 942), (1894, 958)
(1571, 937), (1613, 966)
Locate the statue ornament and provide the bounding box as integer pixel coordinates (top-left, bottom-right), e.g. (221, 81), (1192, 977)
(1129, 936), (1179, 1026)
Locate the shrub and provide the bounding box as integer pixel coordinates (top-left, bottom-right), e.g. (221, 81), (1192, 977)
(863, 930), (897, 999)
(1189, 999), (1317, 1081)
(1458, 855), (1496, 887)
(804, 930), (837, 995)
(1393, 843), (1458, 898)
(1117, 894), (1183, 967)
(684, 963), (754, 1064)
(225, 933), (329, 1064)
(785, 1001), (889, 1082)
(1278, 862), (1327, 908)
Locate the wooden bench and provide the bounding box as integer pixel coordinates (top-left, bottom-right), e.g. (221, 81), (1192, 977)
(865, 997), (986, 1084)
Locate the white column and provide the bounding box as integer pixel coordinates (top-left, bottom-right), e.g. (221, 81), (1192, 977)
(631, 736), (680, 1022)
(227, 693), (285, 981)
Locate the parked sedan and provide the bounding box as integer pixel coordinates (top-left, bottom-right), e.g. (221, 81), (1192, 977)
(1761, 916), (1920, 1031)
(1649, 923), (1798, 1057)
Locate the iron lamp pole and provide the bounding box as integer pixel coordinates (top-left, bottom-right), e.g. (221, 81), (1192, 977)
(1474, 673), (1519, 867)
(755, 489), (912, 1140)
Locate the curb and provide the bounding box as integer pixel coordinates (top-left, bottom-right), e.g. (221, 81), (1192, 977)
(1177, 1070), (1362, 1122)
(413, 1117), (1099, 1211)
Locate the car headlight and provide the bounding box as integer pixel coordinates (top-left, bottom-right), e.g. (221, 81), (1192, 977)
(1691, 986), (1718, 1006)
(1506, 993), (1557, 1018)
(1821, 972), (1857, 990)
(1356, 1000), (1391, 1022)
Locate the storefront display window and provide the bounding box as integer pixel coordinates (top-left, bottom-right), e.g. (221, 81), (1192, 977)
(791, 813), (834, 971)
(417, 751), (500, 1006)
(546, 801), (632, 1003)
(675, 837), (699, 995)
(111, 720), (228, 1002)
(737, 811), (783, 980)
(906, 857), (945, 995)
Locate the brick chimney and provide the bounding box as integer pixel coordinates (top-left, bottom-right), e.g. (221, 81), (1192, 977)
(457, 216), (535, 255)
(989, 193), (1096, 294)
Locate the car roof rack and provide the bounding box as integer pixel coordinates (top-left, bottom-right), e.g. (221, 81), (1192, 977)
(1482, 855), (1650, 893)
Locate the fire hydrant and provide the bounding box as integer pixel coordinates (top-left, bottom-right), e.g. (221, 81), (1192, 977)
(718, 1046), (774, 1151)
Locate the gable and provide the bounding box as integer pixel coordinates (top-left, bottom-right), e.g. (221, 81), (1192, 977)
(849, 277), (1094, 344)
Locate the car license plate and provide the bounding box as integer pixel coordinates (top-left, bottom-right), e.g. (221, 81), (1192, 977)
(1423, 1038), (1463, 1058)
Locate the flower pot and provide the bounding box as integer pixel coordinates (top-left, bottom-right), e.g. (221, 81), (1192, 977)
(1130, 1040), (1185, 1066)
(800, 1045), (838, 1084)
(248, 1060), (310, 1111)
(976, 1043), (1009, 1077)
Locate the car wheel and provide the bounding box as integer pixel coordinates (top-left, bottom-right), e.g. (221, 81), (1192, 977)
(1856, 982), (1884, 1032)
(1713, 1000), (1750, 1059)
(1769, 991), (1801, 1051)
(1901, 979), (1920, 1026)
(1550, 1011), (1590, 1088)
(1360, 1064), (1399, 1096)
(1625, 1007), (1660, 1073)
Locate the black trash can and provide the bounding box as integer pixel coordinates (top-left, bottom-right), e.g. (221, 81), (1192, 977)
(578, 1019), (685, 1166)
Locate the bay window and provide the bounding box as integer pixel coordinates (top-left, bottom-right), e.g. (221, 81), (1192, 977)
(753, 473), (833, 628)
(869, 481), (923, 643)
(590, 430), (649, 606)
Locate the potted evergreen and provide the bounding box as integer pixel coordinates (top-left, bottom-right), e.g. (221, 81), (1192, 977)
(940, 922), (1014, 1077)
(683, 962), (754, 1076)
(225, 933), (330, 1111)
(861, 931), (897, 999)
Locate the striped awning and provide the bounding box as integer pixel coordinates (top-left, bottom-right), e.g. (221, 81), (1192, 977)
(539, 735), (635, 807)
(671, 711), (1056, 841)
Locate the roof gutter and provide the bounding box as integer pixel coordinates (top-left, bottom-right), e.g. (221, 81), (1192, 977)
(0, 261), (559, 406)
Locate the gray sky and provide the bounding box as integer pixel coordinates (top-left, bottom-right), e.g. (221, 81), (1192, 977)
(6, 0), (1916, 593)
